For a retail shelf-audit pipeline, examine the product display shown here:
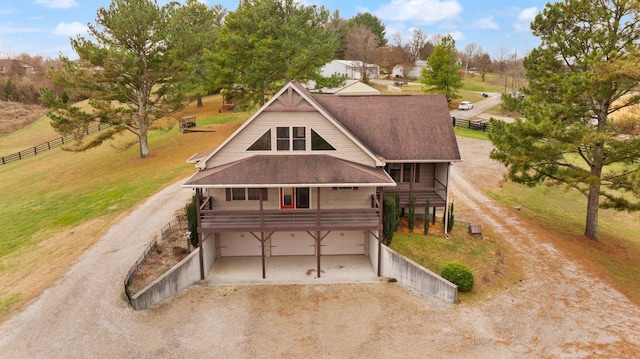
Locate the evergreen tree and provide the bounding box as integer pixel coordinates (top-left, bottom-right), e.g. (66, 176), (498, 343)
(206, 0), (337, 108)
(44, 0), (208, 158)
(489, 0), (640, 241)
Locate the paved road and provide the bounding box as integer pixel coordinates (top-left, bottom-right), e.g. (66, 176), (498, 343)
(450, 92), (503, 120)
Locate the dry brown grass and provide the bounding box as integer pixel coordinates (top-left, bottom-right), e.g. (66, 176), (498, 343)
(0, 101), (47, 136)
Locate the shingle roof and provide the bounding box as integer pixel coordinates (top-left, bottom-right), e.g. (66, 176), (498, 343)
(183, 154), (396, 188)
(312, 93), (461, 162)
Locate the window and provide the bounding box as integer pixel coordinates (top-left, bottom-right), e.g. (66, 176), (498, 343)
(277, 126), (306, 151)
(231, 188), (246, 201)
(311, 129), (335, 150)
(227, 188), (267, 201)
(276, 127), (290, 151)
(292, 127), (305, 150)
(247, 129), (271, 151)
(388, 163), (401, 182)
(386, 163), (420, 183)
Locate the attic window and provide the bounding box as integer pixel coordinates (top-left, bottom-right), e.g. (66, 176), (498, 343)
(247, 129), (271, 151)
(311, 129), (335, 150)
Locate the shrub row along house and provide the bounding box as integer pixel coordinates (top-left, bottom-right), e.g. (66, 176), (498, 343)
(182, 81), (460, 279)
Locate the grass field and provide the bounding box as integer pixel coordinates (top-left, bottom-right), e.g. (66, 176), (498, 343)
(0, 94), (249, 321)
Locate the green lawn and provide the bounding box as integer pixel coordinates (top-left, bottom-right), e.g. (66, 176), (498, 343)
(0, 94), (249, 320)
(390, 220), (523, 301)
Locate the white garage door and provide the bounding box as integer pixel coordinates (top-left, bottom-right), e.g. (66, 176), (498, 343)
(220, 232), (262, 257)
(322, 231), (365, 255)
(271, 232), (315, 256)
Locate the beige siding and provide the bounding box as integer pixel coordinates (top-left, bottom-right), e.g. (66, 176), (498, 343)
(208, 187), (375, 210)
(205, 112), (376, 168)
(319, 187), (375, 209)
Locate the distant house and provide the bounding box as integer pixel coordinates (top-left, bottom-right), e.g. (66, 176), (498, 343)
(309, 79), (381, 96)
(392, 60), (428, 80)
(0, 59), (35, 75)
(183, 80), (460, 279)
(321, 60), (380, 80)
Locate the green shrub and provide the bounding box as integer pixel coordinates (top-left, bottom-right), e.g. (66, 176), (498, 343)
(185, 194), (198, 247)
(441, 262), (474, 292)
(383, 196), (398, 245)
(444, 201), (455, 232)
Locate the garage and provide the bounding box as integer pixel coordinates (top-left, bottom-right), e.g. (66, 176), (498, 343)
(219, 232), (262, 257)
(321, 231), (365, 255)
(271, 232), (315, 256)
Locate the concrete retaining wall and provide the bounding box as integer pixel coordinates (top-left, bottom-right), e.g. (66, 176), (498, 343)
(130, 234), (216, 310)
(369, 236), (458, 304)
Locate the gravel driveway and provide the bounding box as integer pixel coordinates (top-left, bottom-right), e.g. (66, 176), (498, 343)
(0, 138), (639, 358)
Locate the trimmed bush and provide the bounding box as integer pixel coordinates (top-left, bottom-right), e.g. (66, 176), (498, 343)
(185, 194), (198, 247)
(441, 262), (474, 292)
(383, 196), (399, 245)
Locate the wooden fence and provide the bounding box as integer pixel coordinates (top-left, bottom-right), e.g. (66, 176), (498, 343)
(0, 123), (112, 165)
(451, 116), (492, 132)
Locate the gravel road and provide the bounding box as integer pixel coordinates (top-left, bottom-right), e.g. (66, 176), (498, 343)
(0, 138), (639, 358)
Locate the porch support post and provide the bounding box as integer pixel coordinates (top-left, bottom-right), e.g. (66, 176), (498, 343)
(260, 189), (266, 279)
(196, 188), (205, 280)
(316, 188), (321, 278)
(378, 187), (384, 277)
(444, 163), (452, 235)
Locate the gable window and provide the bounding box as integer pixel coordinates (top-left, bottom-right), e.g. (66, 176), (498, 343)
(276, 127), (289, 150)
(247, 129), (271, 151)
(311, 129), (336, 150)
(277, 126), (306, 151)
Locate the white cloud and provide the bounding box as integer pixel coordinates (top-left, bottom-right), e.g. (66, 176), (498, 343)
(473, 16), (499, 30)
(449, 30), (464, 42)
(53, 21), (87, 36)
(514, 7), (538, 32)
(35, 0), (79, 9)
(376, 0), (463, 25)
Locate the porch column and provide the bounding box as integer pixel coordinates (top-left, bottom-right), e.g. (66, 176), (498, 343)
(196, 188), (205, 280)
(260, 189), (266, 279)
(316, 187), (321, 278)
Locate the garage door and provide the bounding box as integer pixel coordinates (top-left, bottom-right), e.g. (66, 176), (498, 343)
(220, 232), (262, 257)
(271, 232), (315, 256)
(322, 231), (365, 255)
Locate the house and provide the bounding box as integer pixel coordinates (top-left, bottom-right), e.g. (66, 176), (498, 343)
(320, 60), (380, 80)
(392, 60), (428, 80)
(308, 79), (381, 96)
(0, 59), (35, 75)
(182, 81), (460, 279)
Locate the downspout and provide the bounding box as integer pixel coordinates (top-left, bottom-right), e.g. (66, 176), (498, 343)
(378, 187), (384, 277)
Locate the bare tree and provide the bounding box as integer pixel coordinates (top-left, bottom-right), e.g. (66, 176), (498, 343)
(344, 25), (378, 83)
(462, 43), (482, 79)
(473, 51), (492, 81)
(406, 28), (429, 61)
(375, 45), (406, 78)
(494, 44), (510, 78)
(503, 50), (525, 95)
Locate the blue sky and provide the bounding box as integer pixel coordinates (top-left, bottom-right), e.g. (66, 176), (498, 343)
(0, 0), (550, 60)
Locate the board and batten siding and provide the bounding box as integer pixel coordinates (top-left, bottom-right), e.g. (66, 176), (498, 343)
(204, 112), (376, 168)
